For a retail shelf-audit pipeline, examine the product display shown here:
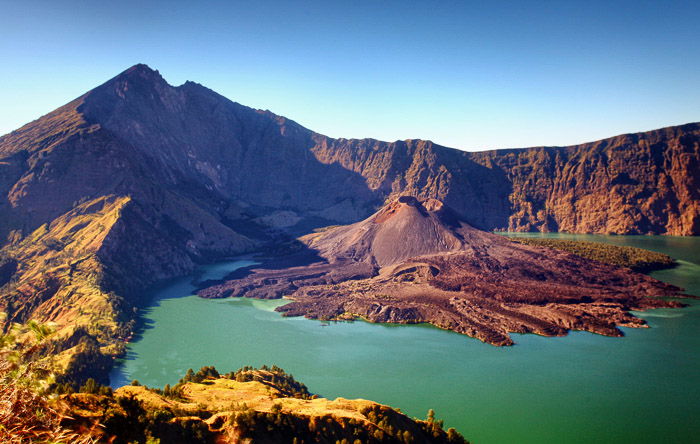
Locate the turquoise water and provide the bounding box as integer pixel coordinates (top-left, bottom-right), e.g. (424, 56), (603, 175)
(110, 236), (700, 444)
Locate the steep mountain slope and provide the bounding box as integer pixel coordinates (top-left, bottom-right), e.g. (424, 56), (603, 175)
(470, 125), (700, 234)
(200, 197), (686, 346)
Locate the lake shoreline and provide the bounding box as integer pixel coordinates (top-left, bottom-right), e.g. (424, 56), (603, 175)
(111, 235), (700, 444)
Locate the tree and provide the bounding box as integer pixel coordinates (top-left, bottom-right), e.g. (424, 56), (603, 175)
(80, 378), (100, 394)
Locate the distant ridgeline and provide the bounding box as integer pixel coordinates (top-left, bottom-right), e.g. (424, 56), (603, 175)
(0, 64), (697, 403)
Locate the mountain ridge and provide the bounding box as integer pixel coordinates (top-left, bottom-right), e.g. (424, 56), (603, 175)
(2, 63), (698, 235)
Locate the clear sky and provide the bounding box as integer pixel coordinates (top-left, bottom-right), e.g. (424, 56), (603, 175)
(1, 0), (698, 151)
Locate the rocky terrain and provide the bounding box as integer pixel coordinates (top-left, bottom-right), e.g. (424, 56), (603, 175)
(310, 125), (700, 235)
(199, 197), (688, 346)
(0, 63), (697, 380)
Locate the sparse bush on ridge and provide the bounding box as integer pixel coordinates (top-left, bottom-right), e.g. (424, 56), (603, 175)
(0, 315), (96, 443)
(223, 364), (312, 399)
(509, 237), (675, 272)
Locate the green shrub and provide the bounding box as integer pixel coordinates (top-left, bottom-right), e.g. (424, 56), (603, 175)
(510, 237), (675, 272)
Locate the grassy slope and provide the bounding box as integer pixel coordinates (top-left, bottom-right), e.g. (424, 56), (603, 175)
(0, 195), (133, 378)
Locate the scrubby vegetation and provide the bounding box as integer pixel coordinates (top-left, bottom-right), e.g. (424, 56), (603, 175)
(223, 403), (469, 443)
(509, 237), (675, 272)
(0, 196), (137, 386)
(180, 365), (221, 384)
(0, 356), (470, 443)
(223, 364), (312, 399)
(62, 392), (215, 443)
(0, 315), (95, 443)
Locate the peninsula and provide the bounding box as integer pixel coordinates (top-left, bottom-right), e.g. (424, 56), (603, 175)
(199, 196), (687, 346)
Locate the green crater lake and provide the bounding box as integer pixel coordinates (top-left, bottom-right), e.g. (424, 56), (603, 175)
(110, 235), (700, 444)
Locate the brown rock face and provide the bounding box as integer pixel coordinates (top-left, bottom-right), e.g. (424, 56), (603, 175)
(310, 126), (700, 235)
(469, 127), (700, 235)
(199, 197), (687, 346)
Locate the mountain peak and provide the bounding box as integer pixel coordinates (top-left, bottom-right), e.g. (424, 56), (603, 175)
(126, 62), (155, 71)
(76, 63), (177, 126)
(122, 63), (159, 76)
(111, 63), (167, 86)
(82, 63), (169, 102)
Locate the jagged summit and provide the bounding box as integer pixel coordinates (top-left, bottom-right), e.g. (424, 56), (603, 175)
(114, 63), (163, 80)
(83, 63), (170, 114)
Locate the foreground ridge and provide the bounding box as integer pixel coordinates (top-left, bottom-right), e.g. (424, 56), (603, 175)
(63, 367), (471, 443)
(1, 319), (469, 444)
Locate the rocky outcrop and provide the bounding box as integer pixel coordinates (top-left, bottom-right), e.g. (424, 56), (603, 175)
(469, 125), (700, 234)
(199, 197), (688, 346)
(310, 126), (700, 235)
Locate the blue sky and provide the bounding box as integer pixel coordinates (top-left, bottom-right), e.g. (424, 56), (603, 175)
(1, 0), (698, 150)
